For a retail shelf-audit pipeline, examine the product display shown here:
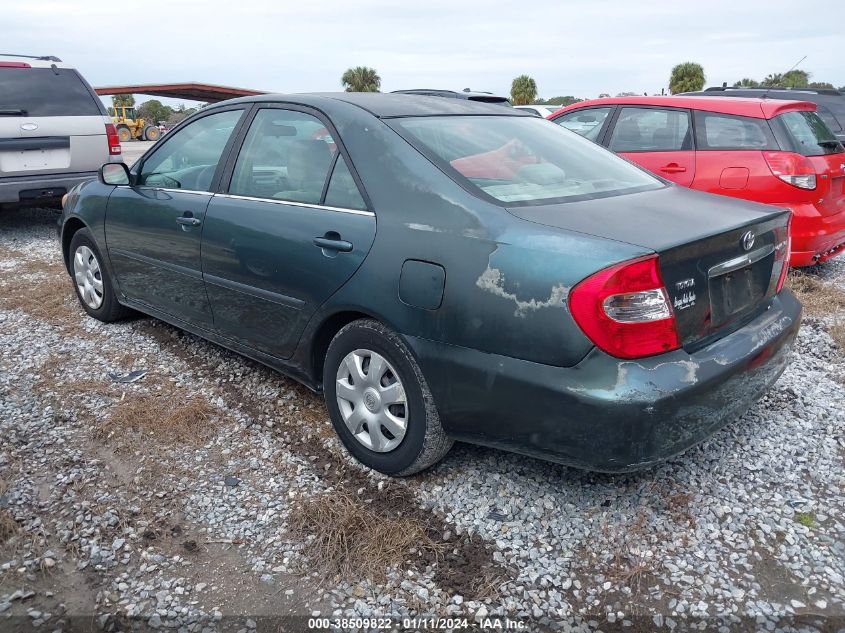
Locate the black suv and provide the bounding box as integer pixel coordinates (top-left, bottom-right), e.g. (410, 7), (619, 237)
(392, 89), (511, 106)
(683, 87), (845, 142)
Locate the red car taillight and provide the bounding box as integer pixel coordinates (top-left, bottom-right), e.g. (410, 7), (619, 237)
(569, 255), (681, 360)
(0, 62), (31, 68)
(763, 151), (816, 190)
(105, 123), (121, 155)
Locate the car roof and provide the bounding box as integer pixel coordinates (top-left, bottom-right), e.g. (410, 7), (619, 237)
(393, 88), (509, 99)
(697, 86), (843, 98)
(0, 53), (73, 69)
(552, 95), (815, 119)
(214, 92), (529, 118)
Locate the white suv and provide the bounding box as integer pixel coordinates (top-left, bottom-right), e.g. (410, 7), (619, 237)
(0, 54), (121, 208)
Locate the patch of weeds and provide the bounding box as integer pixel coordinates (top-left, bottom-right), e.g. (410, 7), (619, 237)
(288, 490), (443, 581)
(787, 270), (845, 317)
(794, 512), (818, 529)
(97, 390), (218, 448)
(0, 509), (19, 546)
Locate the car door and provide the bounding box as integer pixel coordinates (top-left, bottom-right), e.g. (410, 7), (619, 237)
(105, 107), (246, 327)
(606, 106), (696, 186)
(552, 106), (614, 142)
(201, 105), (376, 359)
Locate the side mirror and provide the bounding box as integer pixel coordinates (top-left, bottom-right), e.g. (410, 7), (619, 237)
(99, 162), (130, 186)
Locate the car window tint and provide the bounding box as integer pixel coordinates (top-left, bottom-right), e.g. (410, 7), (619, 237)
(0, 67), (105, 116)
(692, 111), (777, 150)
(139, 110), (242, 191)
(230, 109), (337, 204)
(609, 108), (691, 152)
(555, 107), (611, 141)
(816, 105), (842, 132)
(324, 155), (366, 210)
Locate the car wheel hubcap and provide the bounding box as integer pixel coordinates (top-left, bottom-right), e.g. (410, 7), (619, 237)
(73, 245), (104, 310)
(335, 349), (407, 453)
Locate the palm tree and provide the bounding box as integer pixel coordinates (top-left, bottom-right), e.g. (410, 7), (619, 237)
(733, 78), (760, 88)
(112, 94), (135, 108)
(341, 67), (381, 92)
(761, 73), (784, 87)
(668, 62), (705, 94)
(510, 75), (538, 105)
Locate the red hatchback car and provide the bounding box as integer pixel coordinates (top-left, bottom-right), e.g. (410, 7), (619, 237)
(550, 96), (845, 266)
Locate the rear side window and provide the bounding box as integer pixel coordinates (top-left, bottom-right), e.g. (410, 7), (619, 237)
(776, 111), (843, 156)
(0, 68), (105, 117)
(693, 111), (777, 150)
(324, 156), (367, 210)
(608, 107), (691, 152)
(555, 107), (612, 141)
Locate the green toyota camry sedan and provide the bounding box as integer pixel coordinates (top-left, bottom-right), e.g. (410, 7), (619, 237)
(57, 93), (801, 475)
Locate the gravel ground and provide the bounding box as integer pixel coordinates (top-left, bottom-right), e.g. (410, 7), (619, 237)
(0, 206), (843, 632)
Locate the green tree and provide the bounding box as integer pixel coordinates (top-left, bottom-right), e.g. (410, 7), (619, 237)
(733, 78), (760, 88)
(762, 73), (784, 87)
(808, 81), (835, 89)
(535, 96), (582, 106)
(510, 75), (538, 105)
(112, 94), (135, 108)
(781, 70), (810, 88)
(669, 62), (705, 94)
(137, 99), (173, 125)
(341, 66), (381, 92)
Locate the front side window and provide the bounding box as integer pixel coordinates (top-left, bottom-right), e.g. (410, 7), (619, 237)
(693, 111), (777, 150)
(230, 109), (337, 204)
(609, 107), (691, 152)
(777, 110), (843, 156)
(393, 115), (662, 205)
(555, 107), (611, 141)
(139, 109), (242, 191)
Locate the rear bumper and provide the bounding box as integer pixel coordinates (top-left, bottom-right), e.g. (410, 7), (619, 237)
(407, 290), (802, 472)
(0, 171), (97, 204)
(788, 203), (845, 267)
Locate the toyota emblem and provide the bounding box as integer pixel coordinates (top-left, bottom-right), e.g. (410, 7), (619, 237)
(741, 231), (755, 251)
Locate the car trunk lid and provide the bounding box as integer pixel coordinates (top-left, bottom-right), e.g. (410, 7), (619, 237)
(507, 185), (791, 350)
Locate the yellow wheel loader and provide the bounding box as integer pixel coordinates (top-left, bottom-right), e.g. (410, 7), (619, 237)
(111, 106), (161, 142)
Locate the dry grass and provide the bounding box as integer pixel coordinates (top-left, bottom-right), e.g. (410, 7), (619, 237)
(787, 270), (845, 317)
(830, 321), (845, 351)
(0, 264), (78, 326)
(96, 390), (217, 447)
(0, 509), (18, 546)
(288, 491), (443, 581)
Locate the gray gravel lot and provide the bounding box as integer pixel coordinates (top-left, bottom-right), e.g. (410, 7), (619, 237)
(0, 206), (843, 632)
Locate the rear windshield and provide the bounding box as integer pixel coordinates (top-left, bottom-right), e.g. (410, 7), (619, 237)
(776, 111), (844, 156)
(393, 115), (662, 205)
(0, 67), (105, 117)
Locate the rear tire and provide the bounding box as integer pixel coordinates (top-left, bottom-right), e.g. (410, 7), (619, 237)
(323, 319), (453, 476)
(116, 125), (132, 143)
(143, 125), (160, 141)
(68, 228), (133, 322)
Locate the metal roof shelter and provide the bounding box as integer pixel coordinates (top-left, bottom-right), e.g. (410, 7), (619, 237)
(94, 82), (267, 103)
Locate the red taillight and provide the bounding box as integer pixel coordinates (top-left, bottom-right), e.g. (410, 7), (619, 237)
(0, 62), (31, 68)
(105, 123), (121, 155)
(569, 255), (681, 360)
(763, 151), (816, 190)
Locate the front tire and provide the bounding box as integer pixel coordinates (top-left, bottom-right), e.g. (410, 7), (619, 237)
(68, 229), (133, 322)
(116, 125), (132, 143)
(323, 319), (453, 476)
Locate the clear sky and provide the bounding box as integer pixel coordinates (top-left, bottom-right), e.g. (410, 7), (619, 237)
(4, 0), (843, 106)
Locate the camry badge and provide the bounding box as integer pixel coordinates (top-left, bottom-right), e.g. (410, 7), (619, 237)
(741, 230), (755, 251)
(20, 123), (38, 131)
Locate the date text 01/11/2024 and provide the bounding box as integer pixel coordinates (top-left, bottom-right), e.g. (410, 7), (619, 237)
(307, 616), (527, 629)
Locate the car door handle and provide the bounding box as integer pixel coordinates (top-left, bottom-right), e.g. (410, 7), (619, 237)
(313, 236), (353, 252)
(660, 163), (687, 174)
(176, 216), (201, 227)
